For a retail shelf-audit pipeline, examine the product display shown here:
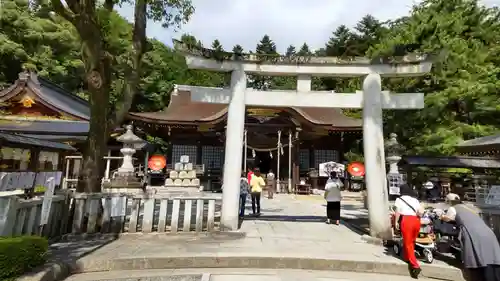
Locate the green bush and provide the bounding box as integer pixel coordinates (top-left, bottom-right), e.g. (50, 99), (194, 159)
(0, 236), (48, 280)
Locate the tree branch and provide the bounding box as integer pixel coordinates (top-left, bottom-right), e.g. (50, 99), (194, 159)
(109, 0), (148, 130)
(51, 0), (77, 23)
(65, 0), (81, 14)
(103, 0), (114, 11)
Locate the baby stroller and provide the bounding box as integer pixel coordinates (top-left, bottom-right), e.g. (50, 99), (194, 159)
(390, 206), (436, 263)
(431, 208), (462, 262)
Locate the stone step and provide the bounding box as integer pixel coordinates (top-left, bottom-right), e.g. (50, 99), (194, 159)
(64, 269), (438, 281)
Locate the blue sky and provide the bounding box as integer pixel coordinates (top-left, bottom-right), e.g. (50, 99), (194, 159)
(117, 0), (500, 54)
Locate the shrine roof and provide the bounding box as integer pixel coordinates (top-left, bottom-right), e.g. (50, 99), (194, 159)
(0, 72), (90, 120)
(399, 155), (500, 169)
(0, 119), (89, 135)
(128, 85), (362, 129)
(0, 132), (76, 151)
(455, 134), (500, 153)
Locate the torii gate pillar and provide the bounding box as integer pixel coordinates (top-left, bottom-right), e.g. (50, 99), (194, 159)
(220, 69), (247, 230)
(362, 73), (391, 238)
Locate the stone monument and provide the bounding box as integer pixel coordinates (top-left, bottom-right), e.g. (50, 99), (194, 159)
(102, 125), (147, 193)
(164, 155), (201, 190)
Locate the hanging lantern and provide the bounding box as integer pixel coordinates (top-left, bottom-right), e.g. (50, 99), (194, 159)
(148, 155), (167, 171)
(347, 162), (365, 177)
(269, 151), (273, 159)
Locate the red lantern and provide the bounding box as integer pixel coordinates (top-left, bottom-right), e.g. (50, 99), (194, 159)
(148, 155), (166, 171)
(347, 162), (365, 177)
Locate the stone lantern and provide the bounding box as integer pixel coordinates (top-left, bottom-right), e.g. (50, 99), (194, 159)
(116, 125), (146, 175)
(385, 133), (405, 174)
(385, 133), (406, 198)
(104, 125), (147, 192)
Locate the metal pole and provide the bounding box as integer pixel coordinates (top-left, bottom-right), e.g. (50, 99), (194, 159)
(243, 129), (247, 173)
(277, 130), (281, 193)
(288, 130), (292, 193)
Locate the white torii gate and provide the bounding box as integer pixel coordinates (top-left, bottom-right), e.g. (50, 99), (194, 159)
(177, 45), (433, 238)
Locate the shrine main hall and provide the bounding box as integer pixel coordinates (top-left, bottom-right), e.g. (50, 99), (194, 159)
(128, 85), (362, 187)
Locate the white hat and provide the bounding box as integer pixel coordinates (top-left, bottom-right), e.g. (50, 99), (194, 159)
(446, 193), (460, 202)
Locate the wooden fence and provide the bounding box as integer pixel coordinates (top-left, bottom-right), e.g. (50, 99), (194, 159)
(71, 193), (221, 234)
(0, 193), (69, 237)
(0, 192), (222, 238)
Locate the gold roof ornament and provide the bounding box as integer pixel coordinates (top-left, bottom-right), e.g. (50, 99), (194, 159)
(19, 95), (36, 108)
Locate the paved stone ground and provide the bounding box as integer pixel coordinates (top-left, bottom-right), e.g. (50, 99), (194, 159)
(64, 268), (438, 281)
(20, 192), (464, 281)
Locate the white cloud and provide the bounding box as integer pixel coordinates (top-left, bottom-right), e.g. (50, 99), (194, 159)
(117, 0), (499, 53)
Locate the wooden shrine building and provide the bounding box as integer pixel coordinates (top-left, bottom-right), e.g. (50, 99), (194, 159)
(129, 85), (362, 186)
(0, 72), (149, 186)
(456, 134), (500, 157)
(0, 72), (90, 144)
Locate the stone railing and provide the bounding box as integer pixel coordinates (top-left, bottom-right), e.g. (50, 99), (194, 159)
(0, 193), (69, 237)
(70, 193), (222, 234)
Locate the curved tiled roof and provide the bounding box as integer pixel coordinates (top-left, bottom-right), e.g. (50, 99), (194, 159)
(128, 85), (362, 129)
(0, 72), (90, 120)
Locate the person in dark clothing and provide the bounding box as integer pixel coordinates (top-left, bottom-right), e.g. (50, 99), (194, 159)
(441, 193), (500, 281)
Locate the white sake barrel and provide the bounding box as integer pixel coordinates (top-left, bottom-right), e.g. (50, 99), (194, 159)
(184, 163), (193, 171)
(191, 178), (200, 186)
(169, 171), (178, 179)
(180, 155), (189, 164)
(178, 171), (188, 179)
(187, 171), (196, 179)
(174, 179), (182, 186)
(174, 163), (183, 171)
(182, 179), (191, 186)
(165, 178), (174, 186)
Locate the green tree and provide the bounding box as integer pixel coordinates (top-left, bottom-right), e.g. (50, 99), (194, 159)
(180, 34), (203, 48)
(352, 15), (387, 56)
(211, 39), (224, 51)
(232, 44), (244, 54)
(285, 45), (296, 57)
(0, 0), (84, 90)
(249, 35), (278, 90)
(49, 0), (195, 192)
(371, 0), (500, 155)
(297, 43), (312, 56)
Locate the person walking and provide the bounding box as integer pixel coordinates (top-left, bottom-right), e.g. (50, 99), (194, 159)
(247, 167), (254, 185)
(239, 172), (249, 218)
(394, 184), (424, 279)
(266, 169), (276, 199)
(441, 193), (500, 281)
(249, 168), (265, 216)
(324, 171), (343, 225)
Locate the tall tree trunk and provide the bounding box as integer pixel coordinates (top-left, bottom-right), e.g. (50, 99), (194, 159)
(76, 16), (112, 193)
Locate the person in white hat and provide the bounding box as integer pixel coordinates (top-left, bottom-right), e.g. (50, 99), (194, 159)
(441, 193), (500, 280)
